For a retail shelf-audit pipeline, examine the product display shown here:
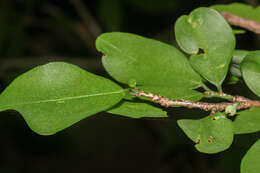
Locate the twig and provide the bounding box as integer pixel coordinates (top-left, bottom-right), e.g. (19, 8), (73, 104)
(70, 0), (102, 54)
(134, 89), (260, 113)
(221, 12), (260, 34)
(43, 3), (100, 55)
(204, 91), (233, 100)
(70, 0), (102, 37)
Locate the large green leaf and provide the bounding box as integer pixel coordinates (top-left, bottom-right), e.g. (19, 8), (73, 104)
(234, 108), (260, 134)
(175, 7), (235, 88)
(0, 62), (124, 135)
(212, 3), (260, 22)
(241, 139), (260, 173)
(96, 32), (203, 101)
(108, 100), (167, 118)
(177, 112), (233, 153)
(241, 51), (260, 97)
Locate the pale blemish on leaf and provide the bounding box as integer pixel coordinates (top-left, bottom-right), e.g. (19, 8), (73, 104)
(217, 64), (225, 69)
(208, 136), (214, 143)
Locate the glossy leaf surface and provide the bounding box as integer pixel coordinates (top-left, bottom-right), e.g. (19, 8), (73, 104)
(177, 112), (233, 153)
(234, 108), (260, 134)
(0, 62), (124, 135)
(175, 7), (235, 88)
(108, 101), (167, 118)
(241, 51), (260, 97)
(96, 32), (203, 101)
(241, 139), (260, 173)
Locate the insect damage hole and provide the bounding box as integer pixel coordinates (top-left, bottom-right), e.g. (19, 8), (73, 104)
(197, 48), (205, 55)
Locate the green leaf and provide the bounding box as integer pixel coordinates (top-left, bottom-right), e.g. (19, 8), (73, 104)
(212, 3), (260, 22)
(107, 101), (167, 118)
(234, 108), (260, 134)
(177, 112), (233, 153)
(232, 29), (246, 35)
(232, 50), (249, 65)
(241, 51), (260, 97)
(96, 32), (203, 101)
(0, 62), (124, 135)
(225, 103), (239, 116)
(174, 7), (235, 88)
(241, 139), (260, 173)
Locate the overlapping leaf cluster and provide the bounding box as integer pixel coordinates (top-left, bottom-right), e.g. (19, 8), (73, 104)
(0, 4), (260, 173)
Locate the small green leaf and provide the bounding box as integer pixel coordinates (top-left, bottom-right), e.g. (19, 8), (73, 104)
(0, 62), (124, 135)
(241, 51), (260, 97)
(212, 3), (260, 22)
(225, 103), (239, 116)
(96, 32), (203, 101)
(107, 101), (167, 118)
(234, 108), (260, 134)
(175, 7), (235, 88)
(232, 50), (249, 65)
(177, 112), (233, 153)
(128, 79), (137, 88)
(232, 29), (246, 35)
(241, 139), (260, 173)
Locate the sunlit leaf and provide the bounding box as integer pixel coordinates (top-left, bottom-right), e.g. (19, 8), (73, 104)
(177, 112), (233, 153)
(175, 7), (235, 88)
(241, 139), (260, 173)
(96, 32), (203, 101)
(0, 62), (124, 135)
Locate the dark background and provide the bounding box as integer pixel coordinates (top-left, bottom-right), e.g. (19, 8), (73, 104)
(0, 0), (260, 172)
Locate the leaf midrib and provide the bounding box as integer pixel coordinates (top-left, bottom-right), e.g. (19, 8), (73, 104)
(0, 90), (124, 110)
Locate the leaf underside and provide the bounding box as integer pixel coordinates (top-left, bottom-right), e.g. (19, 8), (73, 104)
(234, 108), (260, 134)
(108, 100), (167, 118)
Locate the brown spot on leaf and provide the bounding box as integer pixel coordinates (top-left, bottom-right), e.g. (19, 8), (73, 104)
(196, 136), (201, 145)
(212, 116), (217, 120)
(208, 136), (214, 143)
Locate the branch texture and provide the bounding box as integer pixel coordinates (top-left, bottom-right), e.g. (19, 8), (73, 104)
(134, 89), (260, 113)
(222, 12), (260, 34)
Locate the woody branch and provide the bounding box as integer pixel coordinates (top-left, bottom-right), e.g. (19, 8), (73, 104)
(221, 12), (260, 34)
(133, 89), (260, 113)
